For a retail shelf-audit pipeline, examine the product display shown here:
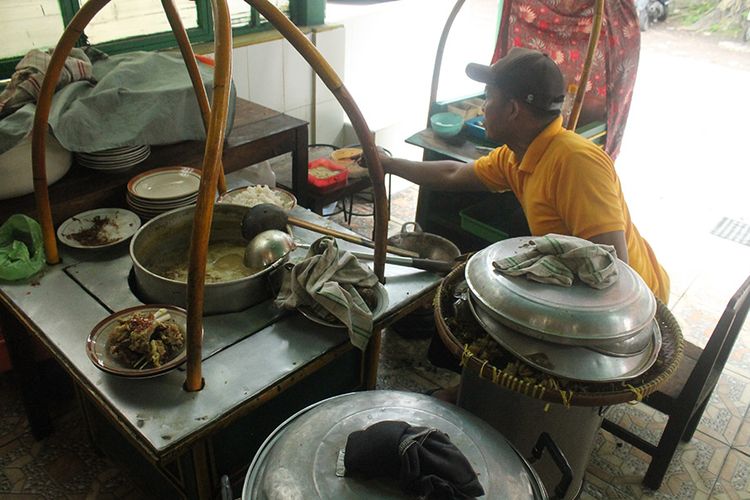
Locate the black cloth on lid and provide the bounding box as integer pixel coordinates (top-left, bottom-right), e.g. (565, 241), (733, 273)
(344, 420), (485, 500)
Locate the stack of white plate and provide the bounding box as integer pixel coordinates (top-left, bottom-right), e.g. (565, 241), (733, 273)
(75, 145), (151, 172)
(126, 166), (201, 220)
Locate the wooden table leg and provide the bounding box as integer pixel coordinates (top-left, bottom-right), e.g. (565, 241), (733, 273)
(364, 326), (383, 390)
(186, 440), (214, 500)
(291, 124), (310, 208)
(0, 308), (53, 440)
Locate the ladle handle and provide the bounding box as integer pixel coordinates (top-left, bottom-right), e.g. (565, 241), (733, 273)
(352, 251), (454, 274)
(287, 216), (419, 258)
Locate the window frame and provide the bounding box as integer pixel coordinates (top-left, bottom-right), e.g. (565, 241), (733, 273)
(0, 0), (314, 80)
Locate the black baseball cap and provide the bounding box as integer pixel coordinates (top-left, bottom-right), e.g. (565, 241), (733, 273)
(466, 47), (565, 112)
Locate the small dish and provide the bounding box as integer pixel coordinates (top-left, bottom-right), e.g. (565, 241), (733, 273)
(217, 185), (297, 210)
(86, 305), (196, 378)
(57, 208), (141, 249)
(297, 282), (389, 328)
(127, 167), (201, 201)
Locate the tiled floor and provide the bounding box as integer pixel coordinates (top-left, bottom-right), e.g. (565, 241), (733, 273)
(2, 23), (750, 500)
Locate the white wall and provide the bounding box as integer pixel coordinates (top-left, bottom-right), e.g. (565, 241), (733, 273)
(229, 26), (346, 146)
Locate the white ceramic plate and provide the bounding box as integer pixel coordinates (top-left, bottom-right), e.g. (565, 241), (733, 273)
(217, 185), (297, 210)
(128, 167), (201, 201)
(297, 282), (389, 328)
(57, 208), (141, 249)
(86, 305), (195, 378)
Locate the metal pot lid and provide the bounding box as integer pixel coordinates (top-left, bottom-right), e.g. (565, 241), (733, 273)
(243, 391), (547, 500)
(469, 297), (662, 382)
(465, 237), (656, 344)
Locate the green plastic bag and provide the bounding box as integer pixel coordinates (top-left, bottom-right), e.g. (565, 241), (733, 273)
(0, 214), (45, 281)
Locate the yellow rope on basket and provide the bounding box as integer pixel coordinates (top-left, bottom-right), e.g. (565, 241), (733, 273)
(559, 390), (573, 409)
(479, 359), (489, 378)
(623, 383), (645, 403)
(460, 344), (474, 367)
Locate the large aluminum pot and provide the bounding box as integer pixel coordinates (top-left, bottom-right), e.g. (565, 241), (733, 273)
(130, 204), (285, 315)
(243, 390), (570, 499)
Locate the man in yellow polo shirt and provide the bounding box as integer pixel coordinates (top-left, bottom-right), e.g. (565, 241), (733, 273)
(382, 47), (670, 303)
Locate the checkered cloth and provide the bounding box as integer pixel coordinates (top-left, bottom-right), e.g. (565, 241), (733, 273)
(0, 48), (95, 118)
(275, 237), (379, 350)
(493, 234), (620, 289)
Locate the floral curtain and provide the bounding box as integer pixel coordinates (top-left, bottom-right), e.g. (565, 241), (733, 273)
(492, 0), (641, 159)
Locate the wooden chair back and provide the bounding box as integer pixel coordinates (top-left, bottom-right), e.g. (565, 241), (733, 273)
(682, 275), (750, 408)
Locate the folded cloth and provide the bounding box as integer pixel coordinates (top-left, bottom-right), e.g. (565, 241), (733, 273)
(341, 420), (485, 500)
(0, 48), (95, 118)
(275, 237), (379, 350)
(493, 234), (619, 289)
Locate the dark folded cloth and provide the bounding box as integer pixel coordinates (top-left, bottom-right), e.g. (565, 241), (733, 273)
(343, 420), (485, 500)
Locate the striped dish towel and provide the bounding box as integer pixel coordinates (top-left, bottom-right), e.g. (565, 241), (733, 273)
(493, 234), (619, 289)
(0, 48), (94, 117)
(275, 237), (379, 350)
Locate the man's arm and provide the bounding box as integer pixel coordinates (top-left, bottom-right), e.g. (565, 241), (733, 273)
(382, 157), (489, 192)
(589, 230), (629, 264)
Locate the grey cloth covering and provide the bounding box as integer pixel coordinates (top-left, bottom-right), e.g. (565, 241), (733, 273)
(275, 237), (379, 350)
(0, 50), (235, 155)
(493, 233), (619, 289)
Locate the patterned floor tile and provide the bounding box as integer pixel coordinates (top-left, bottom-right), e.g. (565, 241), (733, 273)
(0, 403), (151, 499)
(579, 471), (640, 499)
(729, 405), (750, 457)
(709, 449), (750, 499)
(379, 329), (461, 390)
(697, 371), (750, 446)
(592, 402), (728, 498)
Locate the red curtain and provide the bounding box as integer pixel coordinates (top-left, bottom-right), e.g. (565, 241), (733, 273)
(492, 0), (641, 159)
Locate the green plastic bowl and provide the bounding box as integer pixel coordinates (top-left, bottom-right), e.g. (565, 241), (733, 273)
(430, 111), (464, 138)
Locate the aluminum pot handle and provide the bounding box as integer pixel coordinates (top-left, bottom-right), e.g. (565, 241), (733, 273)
(400, 221), (423, 234)
(527, 432), (573, 500)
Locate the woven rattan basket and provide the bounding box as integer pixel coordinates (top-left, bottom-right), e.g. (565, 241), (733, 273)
(435, 263), (684, 407)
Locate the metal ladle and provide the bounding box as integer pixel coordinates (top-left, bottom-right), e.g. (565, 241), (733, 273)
(241, 204), (419, 258)
(244, 234), (455, 274)
(243, 229), (296, 269)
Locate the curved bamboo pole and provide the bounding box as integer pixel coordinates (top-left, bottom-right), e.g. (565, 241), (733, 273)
(427, 0), (466, 127)
(184, 0), (233, 392)
(567, 0), (605, 131)
(161, 0), (227, 194)
(32, 0), (113, 265)
(245, 0), (388, 282)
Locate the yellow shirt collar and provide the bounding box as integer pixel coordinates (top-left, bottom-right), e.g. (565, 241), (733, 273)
(517, 116), (564, 174)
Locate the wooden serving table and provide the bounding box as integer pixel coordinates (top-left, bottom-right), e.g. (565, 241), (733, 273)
(0, 98), (309, 226)
(0, 99), (442, 499)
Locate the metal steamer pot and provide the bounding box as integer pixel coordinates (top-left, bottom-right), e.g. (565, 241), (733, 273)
(242, 391), (572, 500)
(130, 204), (285, 315)
(387, 222), (461, 337)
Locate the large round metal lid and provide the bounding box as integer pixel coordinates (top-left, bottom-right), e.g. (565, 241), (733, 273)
(243, 391), (546, 500)
(469, 296), (662, 382)
(466, 237), (657, 344)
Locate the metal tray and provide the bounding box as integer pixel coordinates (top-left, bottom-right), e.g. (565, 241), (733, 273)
(469, 297), (662, 382)
(465, 237), (656, 345)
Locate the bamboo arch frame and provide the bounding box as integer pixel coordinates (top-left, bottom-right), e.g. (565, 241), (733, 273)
(32, 0), (389, 393)
(567, 0), (605, 131)
(31, 0), (233, 391)
(244, 0), (389, 284)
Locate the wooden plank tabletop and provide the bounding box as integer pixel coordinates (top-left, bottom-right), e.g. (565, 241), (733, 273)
(0, 99), (307, 226)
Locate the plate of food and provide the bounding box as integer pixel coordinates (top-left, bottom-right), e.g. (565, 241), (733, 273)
(216, 184), (297, 210)
(57, 208), (141, 249)
(86, 305), (196, 378)
(297, 282), (389, 328)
